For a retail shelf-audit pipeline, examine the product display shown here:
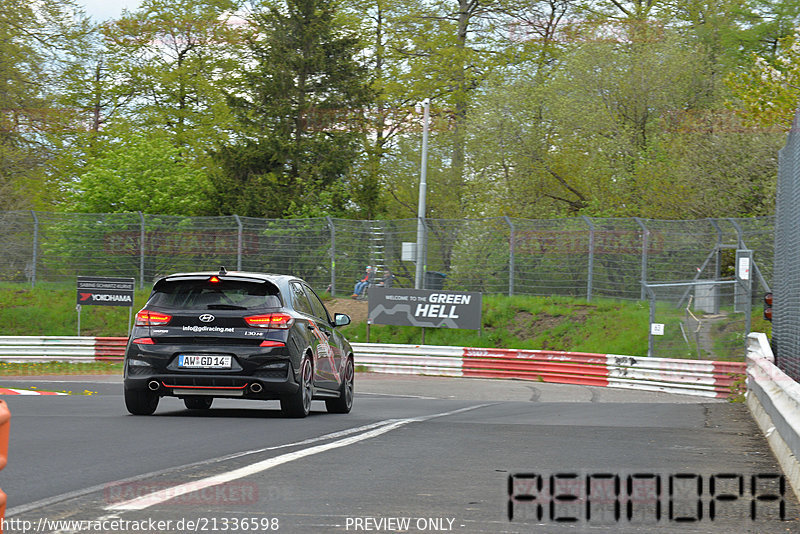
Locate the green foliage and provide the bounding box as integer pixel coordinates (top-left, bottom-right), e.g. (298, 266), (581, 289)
(2, 0), (796, 220)
(726, 32), (800, 131)
(213, 0), (374, 218)
(101, 0), (243, 153)
(66, 133), (211, 215)
(0, 0), (94, 209)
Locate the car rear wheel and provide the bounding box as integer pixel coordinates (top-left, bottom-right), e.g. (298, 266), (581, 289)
(281, 355), (313, 418)
(124, 387), (159, 415)
(184, 397), (213, 410)
(326, 358), (354, 414)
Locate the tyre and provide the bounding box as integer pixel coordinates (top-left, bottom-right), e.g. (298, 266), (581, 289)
(281, 355), (313, 418)
(326, 357), (354, 414)
(184, 397), (213, 410)
(124, 387), (159, 415)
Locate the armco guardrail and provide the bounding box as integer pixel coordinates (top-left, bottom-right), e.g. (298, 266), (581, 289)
(0, 338), (744, 398)
(0, 337), (126, 362)
(746, 332), (800, 501)
(352, 343), (745, 399)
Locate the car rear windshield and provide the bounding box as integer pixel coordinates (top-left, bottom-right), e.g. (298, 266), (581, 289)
(148, 279), (282, 310)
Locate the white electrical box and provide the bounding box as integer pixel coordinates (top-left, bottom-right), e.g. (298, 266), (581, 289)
(402, 242), (417, 262)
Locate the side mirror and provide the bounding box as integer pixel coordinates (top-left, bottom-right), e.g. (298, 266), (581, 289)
(334, 313), (351, 327)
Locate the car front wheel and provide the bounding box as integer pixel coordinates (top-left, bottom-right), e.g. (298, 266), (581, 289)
(326, 358), (354, 414)
(281, 355), (313, 418)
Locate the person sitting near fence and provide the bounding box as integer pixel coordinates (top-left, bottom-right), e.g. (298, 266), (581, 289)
(377, 269), (394, 288)
(352, 266), (376, 298)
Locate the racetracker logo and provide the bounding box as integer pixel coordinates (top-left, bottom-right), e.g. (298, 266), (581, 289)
(104, 481), (258, 505)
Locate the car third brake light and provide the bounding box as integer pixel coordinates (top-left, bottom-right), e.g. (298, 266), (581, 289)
(135, 310), (172, 326)
(245, 313), (293, 329)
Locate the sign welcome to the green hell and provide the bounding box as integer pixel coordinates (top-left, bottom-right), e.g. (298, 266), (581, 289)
(367, 287), (482, 343)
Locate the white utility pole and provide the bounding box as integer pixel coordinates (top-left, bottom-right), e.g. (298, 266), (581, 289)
(415, 98), (430, 289)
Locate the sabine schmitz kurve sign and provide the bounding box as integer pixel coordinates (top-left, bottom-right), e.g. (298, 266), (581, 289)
(76, 276), (135, 307)
(367, 287), (482, 330)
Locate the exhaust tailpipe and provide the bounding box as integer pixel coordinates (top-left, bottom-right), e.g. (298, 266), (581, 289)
(148, 380), (160, 391)
(250, 382), (263, 394)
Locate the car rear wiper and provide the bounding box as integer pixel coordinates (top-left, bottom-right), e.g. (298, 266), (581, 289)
(206, 304), (248, 310)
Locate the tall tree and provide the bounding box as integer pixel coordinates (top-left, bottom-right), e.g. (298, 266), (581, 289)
(101, 0), (245, 154)
(214, 0), (373, 218)
(0, 0), (93, 209)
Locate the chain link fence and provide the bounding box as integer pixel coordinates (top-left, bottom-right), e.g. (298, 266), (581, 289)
(644, 278), (752, 361)
(773, 111), (800, 381)
(1, 211), (773, 297)
(0, 209), (780, 359)
(0, 210), (773, 359)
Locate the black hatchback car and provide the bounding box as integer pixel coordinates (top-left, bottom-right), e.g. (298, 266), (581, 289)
(123, 269), (354, 418)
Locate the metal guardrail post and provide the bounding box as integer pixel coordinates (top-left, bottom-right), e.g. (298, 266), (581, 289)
(635, 218), (649, 301)
(233, 215), (243, 271)
(504, 216), (515, 297)
(582, 216), (595, 302)
(326, 216), (336, 296)
(30, 211), (38, 288)
(138, 211), (145, 289)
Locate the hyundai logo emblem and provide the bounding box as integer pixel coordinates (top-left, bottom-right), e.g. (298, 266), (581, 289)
(199, 314), (215, 323)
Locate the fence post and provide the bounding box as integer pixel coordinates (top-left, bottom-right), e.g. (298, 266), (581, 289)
(326, 216), (336, 296)
(138, 211), (145, 289)
(729, 217), (762, 301)
(644, 283), (656, 357)
(728, 218), (771, 292)
(582, 216), (594, 302)
(30, 211), (38, 288)
(728, 217), (745, 249)
(233, 215), (243, 271)
(635, 218), (649, 301)
(709, 219), (723, 280)
(504, 216), (515, 297)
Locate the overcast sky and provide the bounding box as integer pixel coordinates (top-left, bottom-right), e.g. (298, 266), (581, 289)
(80, 0), (142, 22)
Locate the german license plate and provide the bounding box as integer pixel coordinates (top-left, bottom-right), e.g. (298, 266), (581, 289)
(178, 354), (232, 369)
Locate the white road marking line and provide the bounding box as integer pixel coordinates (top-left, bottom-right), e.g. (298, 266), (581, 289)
(6, 420), (409, 517)
(358, 391), (438, 399)
(106, 404), (490, 512)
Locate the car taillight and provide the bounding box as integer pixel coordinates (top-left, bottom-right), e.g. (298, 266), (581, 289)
(245, 313), (293, 329)
(132, 337), (155, 345)
(135, 310), (172, 326)
(259, 340), (286, 348)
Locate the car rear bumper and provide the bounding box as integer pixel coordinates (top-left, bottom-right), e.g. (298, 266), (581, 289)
(124, 369), (300, 400)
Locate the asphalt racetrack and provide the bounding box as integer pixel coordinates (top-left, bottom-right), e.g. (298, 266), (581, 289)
(0, 374), (797, 533)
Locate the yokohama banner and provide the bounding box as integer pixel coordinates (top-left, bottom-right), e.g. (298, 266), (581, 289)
(76, 276), (135, 307)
